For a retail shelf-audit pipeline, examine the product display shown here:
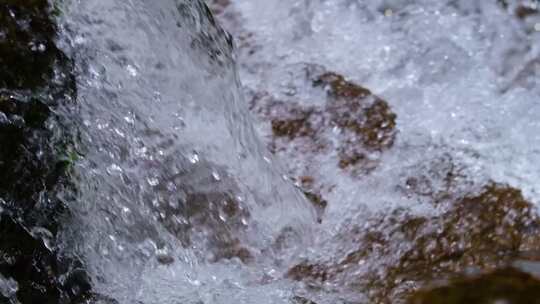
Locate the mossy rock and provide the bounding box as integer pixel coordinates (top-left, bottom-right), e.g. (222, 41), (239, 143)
(408, 267), (540, 304)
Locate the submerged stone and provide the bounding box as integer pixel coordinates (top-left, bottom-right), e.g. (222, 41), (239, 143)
(253, 67), (397, 174)
(146, 163), (254, 263)
(287, 182), (540, 303)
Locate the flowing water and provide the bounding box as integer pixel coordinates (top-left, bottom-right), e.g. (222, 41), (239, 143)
(4, 0), (540, 303)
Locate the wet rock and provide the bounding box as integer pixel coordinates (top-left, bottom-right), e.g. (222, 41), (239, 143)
(314, 72), (396, 153)
(0, 215), (91, 304)
(407, 267), (540, 304)
(287, 183), (540, 303)
(0, 1), (91, 303)
(271, 108), (317, 140)
(0, 0), (69, 90)
(251, 67), (397, 176)
(302, 189), (327, 223)
(207, 0), (231, 15)
(177, 0), (234, 68)
(291, 295), (319, 304)
(287, 262), (330, 283)
(146, 164), (253, 263)
(515, 4), (538, 19)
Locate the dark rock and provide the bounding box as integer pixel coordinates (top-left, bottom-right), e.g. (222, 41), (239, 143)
(287, 262), (330, 283)
(0, 215), (91, 304)
(515, 4), (538, 19)
(407, 267), (540, 304)
(302, 189), (327, 223)
(0, 1), (92, 303)
(291, 295), (318, 304)
(0, 0), (66, 90)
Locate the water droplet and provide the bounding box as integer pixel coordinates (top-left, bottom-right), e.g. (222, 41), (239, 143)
(126, 64), (138, 77)
(106, 164), (123, 175)
(189, 153), (200, 164)
(147, 177), (159, 186)
(114, 128), (125, 138)
(219, 211), (227, 222)
(212, 171), (221, 181)
(73, 35), (86, 45)
(30, 227), (54, 251)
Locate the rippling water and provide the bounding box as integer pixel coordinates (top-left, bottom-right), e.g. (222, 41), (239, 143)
(19, 0), (540, 303)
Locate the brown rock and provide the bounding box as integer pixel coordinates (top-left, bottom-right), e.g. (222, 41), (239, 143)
(407, 267), (540, 304)
(287, 183), (540, 303)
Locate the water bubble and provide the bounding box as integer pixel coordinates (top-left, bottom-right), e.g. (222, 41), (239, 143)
(106, 164), (123, 175)
(126, 64), (138, 77)
(189, 152), (200, 164)
(114, 128), (125, 138)
(147, 177), (159, 186)
(0, 275), (18, 298)
(73, 35), (86, 45)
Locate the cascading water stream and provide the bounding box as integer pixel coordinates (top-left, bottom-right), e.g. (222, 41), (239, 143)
(53, 0), (316, 303)
(2, 0), (540, 303)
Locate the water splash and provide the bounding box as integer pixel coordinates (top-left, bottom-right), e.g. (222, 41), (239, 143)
(54, 0), (316, 303)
